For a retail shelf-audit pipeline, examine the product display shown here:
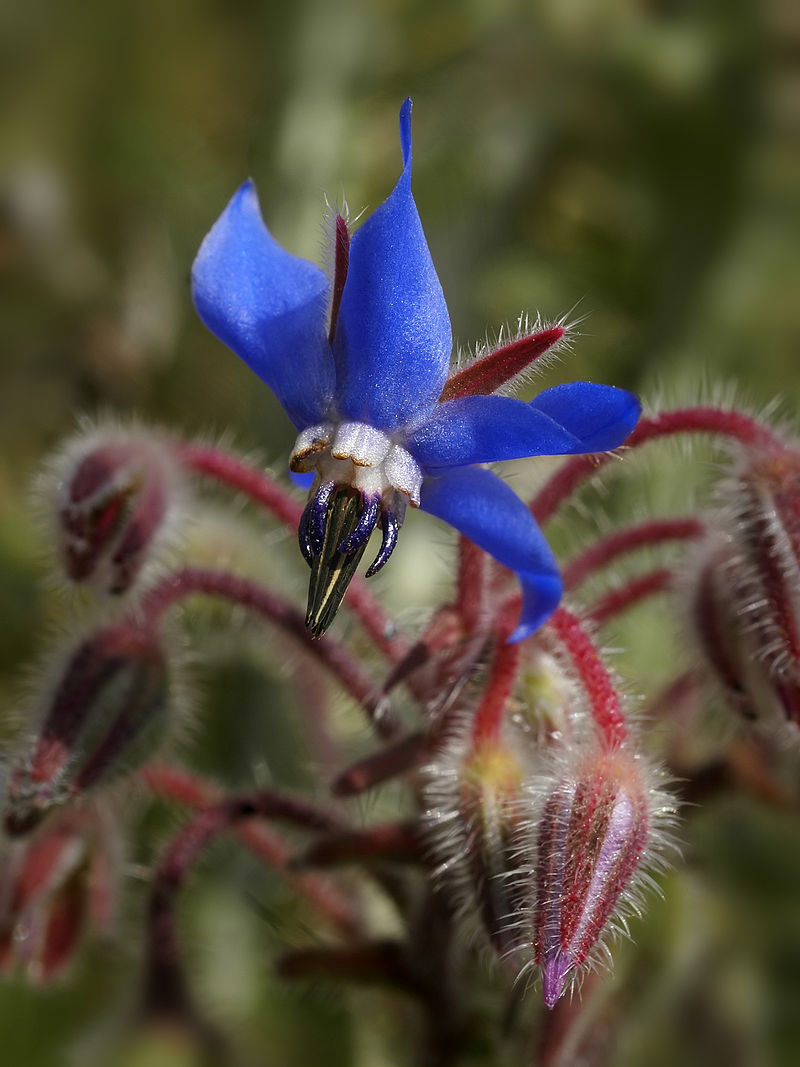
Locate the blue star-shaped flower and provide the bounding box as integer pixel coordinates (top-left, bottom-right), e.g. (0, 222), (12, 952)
(192, 100), (639, 642)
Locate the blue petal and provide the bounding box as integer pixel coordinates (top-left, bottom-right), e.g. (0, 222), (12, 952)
(192, 181), (335, 430)
(530, 382), (641, 452)
(419, 467), (562, 642)
(333, 99), (452, 431)
(407, 396), (586, 470)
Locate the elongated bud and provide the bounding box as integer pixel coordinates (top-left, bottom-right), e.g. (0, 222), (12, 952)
(4, 622), (172, 835)
(48, 427), (180, 596)
(689, 446), (800, 736)
(0, 805), (117, 983)
(532, 748), (656, 1008)
(456, 738), (530, 959)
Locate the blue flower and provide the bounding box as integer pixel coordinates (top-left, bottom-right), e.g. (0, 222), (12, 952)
(192, 100), (640, 642)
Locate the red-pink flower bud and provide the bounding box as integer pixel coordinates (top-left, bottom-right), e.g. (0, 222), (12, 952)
(531, 748), (654, 1008)
(0, 806), (117, 983)
(5, 622), (172, 836)
(49, 428), (179, 596)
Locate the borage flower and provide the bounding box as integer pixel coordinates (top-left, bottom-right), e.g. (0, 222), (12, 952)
(192, 100), (640, 641)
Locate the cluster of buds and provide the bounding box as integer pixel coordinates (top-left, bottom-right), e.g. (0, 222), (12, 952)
(6, 395), (800, 1065)
(422, 616), (673, 1006)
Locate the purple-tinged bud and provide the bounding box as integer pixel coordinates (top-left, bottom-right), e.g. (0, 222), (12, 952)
(0, 805), (117, 983)
(5, 622), (172, 836)
(531, 749), (654, 1008)
(48, 428), (179, 596)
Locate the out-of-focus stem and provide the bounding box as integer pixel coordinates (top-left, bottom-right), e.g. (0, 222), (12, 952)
(141, 763), (359, 937)
(298, 821), (419, 868)
(137, 566), (398, 738)
(470, 611), (522, 746)
(587, 567), (673, 627)
(145, 786), (361, 1013)
(456, 536), (486, 632)
(563, 518), (704, 591)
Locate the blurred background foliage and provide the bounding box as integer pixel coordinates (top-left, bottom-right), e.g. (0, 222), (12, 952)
(1, 0), (799, 1065)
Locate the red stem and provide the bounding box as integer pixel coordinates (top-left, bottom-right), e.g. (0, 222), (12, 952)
(470, 612), (522, 746)
(141, 763), (359, 936)
(299, 821), (419, 867)
(533, 407), (784, 525)
(563, 518), (705, 591)
(137, 567), (398, 738)
(548, 606), (628, 747)
(176, 441), (302, 529)
(588, 567), (673, 627)
(331, 731), (427, 797)
(145, 787), (359, 1012)
(456, 536), (486, 632)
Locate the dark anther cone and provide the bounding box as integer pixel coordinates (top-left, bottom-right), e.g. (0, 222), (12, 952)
(305, 487), (372, 638)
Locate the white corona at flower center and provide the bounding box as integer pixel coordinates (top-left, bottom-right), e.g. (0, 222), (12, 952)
(290, 421), (423, 505)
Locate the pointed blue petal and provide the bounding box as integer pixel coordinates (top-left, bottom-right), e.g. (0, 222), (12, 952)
(333, 100), (452, 431)
(530, 383), (641, 452)
(419, 467), (562, 642)
(407, 396), (585, 470)
(192, 181), (335, 430)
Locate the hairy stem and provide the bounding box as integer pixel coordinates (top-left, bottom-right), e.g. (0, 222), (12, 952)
(549, 606), (628, 747)
(587, 567), (673, 627)
(563, 518), (704, 591)
(138, 566), (398, 737)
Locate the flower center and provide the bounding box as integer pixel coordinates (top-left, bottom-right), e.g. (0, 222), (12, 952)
(290, 420), (423, 505)
(290, 421), (423, 637)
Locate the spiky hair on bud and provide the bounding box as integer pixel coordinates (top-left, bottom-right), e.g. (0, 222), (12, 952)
(2, 604), (190, 837)
(33, 417), (187, 600)
(518, 736), (677, 1008)
(441, 310), (578, 402)
(679, 438), (800, 743)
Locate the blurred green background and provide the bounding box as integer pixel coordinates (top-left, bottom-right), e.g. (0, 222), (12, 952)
(1, 0), (799, 1065)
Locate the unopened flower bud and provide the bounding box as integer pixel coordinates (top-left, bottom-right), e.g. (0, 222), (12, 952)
(49, 427), (179, 596)
(5, 622), (172, 835)
(422, 642), (594, 963)
(512, 646), (582, 747)
(689, 446), (800, 736)
(531, 747), (661, 1008)
(0, 805), (117, 983)
(456, 738), (530, 959)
